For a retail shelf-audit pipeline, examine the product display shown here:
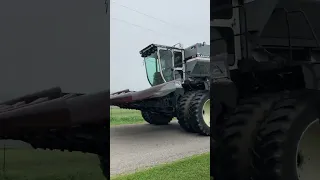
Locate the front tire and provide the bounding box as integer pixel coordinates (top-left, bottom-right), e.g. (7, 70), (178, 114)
(252, 91), (320, 180)
(177, 92), (197, 133)
(188, 90), (210, 136)
(141, 111), (172, 125)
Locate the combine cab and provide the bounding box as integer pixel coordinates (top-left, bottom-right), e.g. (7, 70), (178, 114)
(111, 43), (211, 135)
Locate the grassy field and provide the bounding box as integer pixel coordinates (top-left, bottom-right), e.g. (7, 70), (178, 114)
(112, 153), (210, 180)
(110, 108), (145, 126)
(0, 149), (105, 180)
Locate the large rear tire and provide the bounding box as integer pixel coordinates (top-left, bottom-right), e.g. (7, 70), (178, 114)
(177, 92), (197, 133)
(252, 91), (320, 180)
(141, 111), (172, 125)
(212, 95), (279, 180)
(188, 90), (211, 136)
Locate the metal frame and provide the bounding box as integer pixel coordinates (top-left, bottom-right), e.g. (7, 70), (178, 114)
(157, 47), (172, 83)
(172, 49), (185, 81)
(144, 46), (186, 86)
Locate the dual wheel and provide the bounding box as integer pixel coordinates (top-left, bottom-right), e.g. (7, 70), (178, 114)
(212, 90), (320, 180)
(177, 90), (210, 136)
(140, 90), (210, 136)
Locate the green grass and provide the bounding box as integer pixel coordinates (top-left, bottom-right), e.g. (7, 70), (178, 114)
(110, 108), (177, 126)
(0, 149), (106, 180)
(111, 153), (210, 180)
(110, 108), (145, 126)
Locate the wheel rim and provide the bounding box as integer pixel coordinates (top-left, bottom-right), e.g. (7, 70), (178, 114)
(202, 99), (210, 127)
(296, 119), (320, 180)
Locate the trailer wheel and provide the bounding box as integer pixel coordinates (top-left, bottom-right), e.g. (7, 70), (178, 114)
(177, 92), (197, 133)
(252, 91), (320, 180)
(141, 111), (172, 125)
(188, 90), (210, 135)
(212, 95), (279, 180)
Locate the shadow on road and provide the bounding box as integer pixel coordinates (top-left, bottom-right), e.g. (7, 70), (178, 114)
(110, 122), (206, 138)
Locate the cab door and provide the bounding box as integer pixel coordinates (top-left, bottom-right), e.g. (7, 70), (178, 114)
(158, 48), (174, 82)
(172, 49), (184, 81)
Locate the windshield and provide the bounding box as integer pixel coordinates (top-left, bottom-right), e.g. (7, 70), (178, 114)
(159, 49), (174, 82)
(144, 52), (164, 86)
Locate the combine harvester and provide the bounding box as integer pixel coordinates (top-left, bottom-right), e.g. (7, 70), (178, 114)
(110, 43), (211, 136)
(211, 0), (320, 180)
(0, 0), (110, 179)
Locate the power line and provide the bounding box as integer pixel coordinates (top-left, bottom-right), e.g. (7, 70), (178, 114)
(111, 17), (181, 41)
(111, 1), (190, 32)
(111, 1), (208, 41)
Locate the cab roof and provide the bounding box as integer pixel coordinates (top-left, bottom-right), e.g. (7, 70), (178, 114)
(139, 44), (183, 57)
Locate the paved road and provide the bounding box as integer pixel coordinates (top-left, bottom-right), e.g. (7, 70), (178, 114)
(110, 122), (210, 176)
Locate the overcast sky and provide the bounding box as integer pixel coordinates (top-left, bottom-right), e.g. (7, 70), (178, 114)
(110, 0), (210, 92)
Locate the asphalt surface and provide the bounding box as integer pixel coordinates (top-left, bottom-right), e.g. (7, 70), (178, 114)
(110, 121), (210, 176)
